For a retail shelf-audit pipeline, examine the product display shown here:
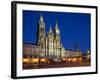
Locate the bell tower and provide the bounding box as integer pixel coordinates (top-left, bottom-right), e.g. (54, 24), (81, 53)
(38, 14), (46, 57)
(55, 22), (61, 58)
(55, 23), (60, 47)
(48, 26), (54, 58)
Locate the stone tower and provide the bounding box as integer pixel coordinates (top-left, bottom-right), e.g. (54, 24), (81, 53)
(38, 14), (46, 57)
(47, 26), (54, 58)
(55, 22), (61, 58)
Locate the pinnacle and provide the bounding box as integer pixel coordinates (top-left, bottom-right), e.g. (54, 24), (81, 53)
(55, 21), (58, 29)
(40, 13), (44, 22)
(49, 26), (53, 33)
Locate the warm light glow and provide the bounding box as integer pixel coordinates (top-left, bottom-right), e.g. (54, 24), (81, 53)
(68, 58), (71, 61)
(79, 57), (82, 61)
(23, 58), (30, 63)
(32, 58), (39, 63)
(62, 58), (66, 61)
(40, 58), (46, 62)
(72, 58), (77, 62)
(79, 57), (83, 63)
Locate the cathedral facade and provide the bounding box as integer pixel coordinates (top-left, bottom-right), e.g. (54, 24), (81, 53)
(37, 14), (65, 59)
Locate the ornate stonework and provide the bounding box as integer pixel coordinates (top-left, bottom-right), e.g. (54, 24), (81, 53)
(38, 14), (65, 59)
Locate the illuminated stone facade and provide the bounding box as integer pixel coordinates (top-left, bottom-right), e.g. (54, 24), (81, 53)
(23, 44), (41, 58)
(38, 14), (65, 59)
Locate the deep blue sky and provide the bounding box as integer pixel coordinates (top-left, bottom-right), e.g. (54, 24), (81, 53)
(23, 10), (91, 53)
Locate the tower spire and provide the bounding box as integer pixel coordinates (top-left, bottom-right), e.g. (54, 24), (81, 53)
(38, 13), (46, 45)
(40, 12), (44, 22)
(49, 26), (53, 33)
(55, 21), (60, 34)
(55, 21), (58, 29)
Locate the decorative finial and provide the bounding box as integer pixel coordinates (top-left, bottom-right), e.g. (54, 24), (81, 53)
(55, 21), (60, 34)
(49, 26), (52, 33)
(40, 12), (44, 22)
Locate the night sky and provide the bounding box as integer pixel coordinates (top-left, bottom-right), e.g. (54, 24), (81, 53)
(23, 10), (91, 53)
